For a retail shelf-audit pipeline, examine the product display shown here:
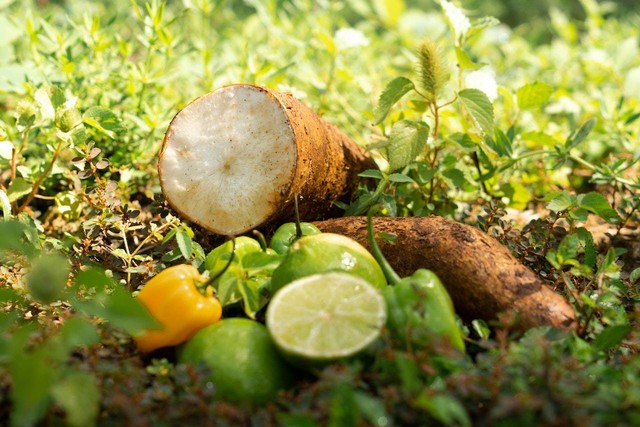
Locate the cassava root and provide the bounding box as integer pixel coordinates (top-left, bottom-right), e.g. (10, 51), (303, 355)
(314, 215), (577, 331)
(158, 84), (376, 236)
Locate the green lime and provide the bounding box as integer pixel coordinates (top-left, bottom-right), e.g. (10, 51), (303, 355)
(270, 233), (387, 293)
(178, 318), (294, 406)
(266, 272), (387, 367)
(269, 222), (321, 254)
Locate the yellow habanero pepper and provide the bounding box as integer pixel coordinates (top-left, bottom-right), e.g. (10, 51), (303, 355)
(134, 264), (222, 353)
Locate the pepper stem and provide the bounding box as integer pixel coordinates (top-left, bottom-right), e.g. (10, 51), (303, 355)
(203, 236), (236, 287)
(252, 229), (268, 252)
(294, 193), (302, 240)
(367, 207), (402, 285)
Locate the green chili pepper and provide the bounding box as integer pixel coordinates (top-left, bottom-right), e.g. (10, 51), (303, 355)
(367, 209), (465, 352)
(383, 270), (465, 351)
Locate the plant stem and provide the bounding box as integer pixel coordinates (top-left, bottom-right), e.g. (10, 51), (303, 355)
(17, 139), (64, 213)
(366, 207), (401, 285)
(569, 153), (636, 187)
(427, 101), (441, 205)
(11, 126), (32, 181)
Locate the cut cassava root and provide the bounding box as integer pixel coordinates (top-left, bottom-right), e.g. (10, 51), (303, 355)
(314, 216), (577, 331)
(158, 84), (376, 236)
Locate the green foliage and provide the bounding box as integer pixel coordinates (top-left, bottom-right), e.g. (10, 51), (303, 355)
(0, 0), (639, 425)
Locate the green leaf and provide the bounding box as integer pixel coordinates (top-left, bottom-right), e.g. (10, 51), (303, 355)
(416, 392), (471, 427)
(592, 323), (631, 352)
(277, 414), (319, 427)
(630, 267), (640, 283)
(575, 227), (597, 269)
(374, 77), (415, 125)
(215, 271), (243, 306)
(516, 82), (553, 110)
(354, 392), (389, 427)
(458, 88), (494, 134)
(7, 177), (32, 202)
(565, 118), (596, 149)
(471, 319), (491, 340)
(0, 289), (26, 306)
(394, 352), (422, 393)
(520, 130), (560, 147)
(596, 247), (620, 277)
(51, 371), (100, 427)
(26, 252), (70, 304)
(0, 189), (10, 220)
(54, 317), (100, 353)
(238, 276), (270, 319)
(176, 227), (193, 260)
(388, 173), (415, 183)
(545, 190), (575, 212)
(83, 107), (125, 139)
(99, 285), (161, 335)
(415, 163), (436, 184)
(358, 169), (384, 179)
(448, 132), (477, 151)
(10, 326), (57, 427)
(386, 120), (429, 171)
(455, 46), (485, 70)
(466, 16), (500, 40)
(0, 219), (39, 258)
(72, 268), (159, 335)
(557, 233), (580, 263)
(73, 266), (111, 294)
(485, 127), (512, 157)
(442, 168), (467, 187)
(244, 250), (283, 270)
(578, 192), (620, 223)
(328, 382), (358, 427)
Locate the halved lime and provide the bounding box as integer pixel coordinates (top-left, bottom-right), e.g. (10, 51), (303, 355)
(266, 272), (387, 366)
(270, 233), (387, 293)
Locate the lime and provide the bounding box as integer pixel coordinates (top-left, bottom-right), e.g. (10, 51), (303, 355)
(266, 272), (387, 366)
(269, 222), (321, 254)
(270, 233), (387, 293)
(178, 318), (294, 406)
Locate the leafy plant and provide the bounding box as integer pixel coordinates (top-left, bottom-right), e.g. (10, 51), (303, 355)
(0, 0), (639, 425)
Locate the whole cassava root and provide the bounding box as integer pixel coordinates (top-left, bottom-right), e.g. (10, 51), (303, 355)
(158, 84), (376, 236)
(314, 216), (577, 331)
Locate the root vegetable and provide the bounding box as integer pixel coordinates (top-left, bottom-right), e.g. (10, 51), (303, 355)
(314, 215), (577, 331)
(158, 84), (376, 236)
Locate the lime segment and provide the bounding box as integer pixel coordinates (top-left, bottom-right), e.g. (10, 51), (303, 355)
(266, 272), (387, 363)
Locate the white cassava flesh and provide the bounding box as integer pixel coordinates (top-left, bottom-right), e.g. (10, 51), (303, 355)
(158, 84), (376, 236)
(159, 86), (296, 235)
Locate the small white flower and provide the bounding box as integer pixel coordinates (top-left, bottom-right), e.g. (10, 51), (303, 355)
(334, 28), (369, 50)
(465, 68), (498, 102)
(623, 66), (640, 99)
(546, 96), (581, 116)
(440, 0), (471, 42)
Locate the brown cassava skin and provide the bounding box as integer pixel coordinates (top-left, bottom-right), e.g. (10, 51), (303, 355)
(265, 87), (377, 224)
(314, 216), (577, 331)
(158, 85), (376, 235)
